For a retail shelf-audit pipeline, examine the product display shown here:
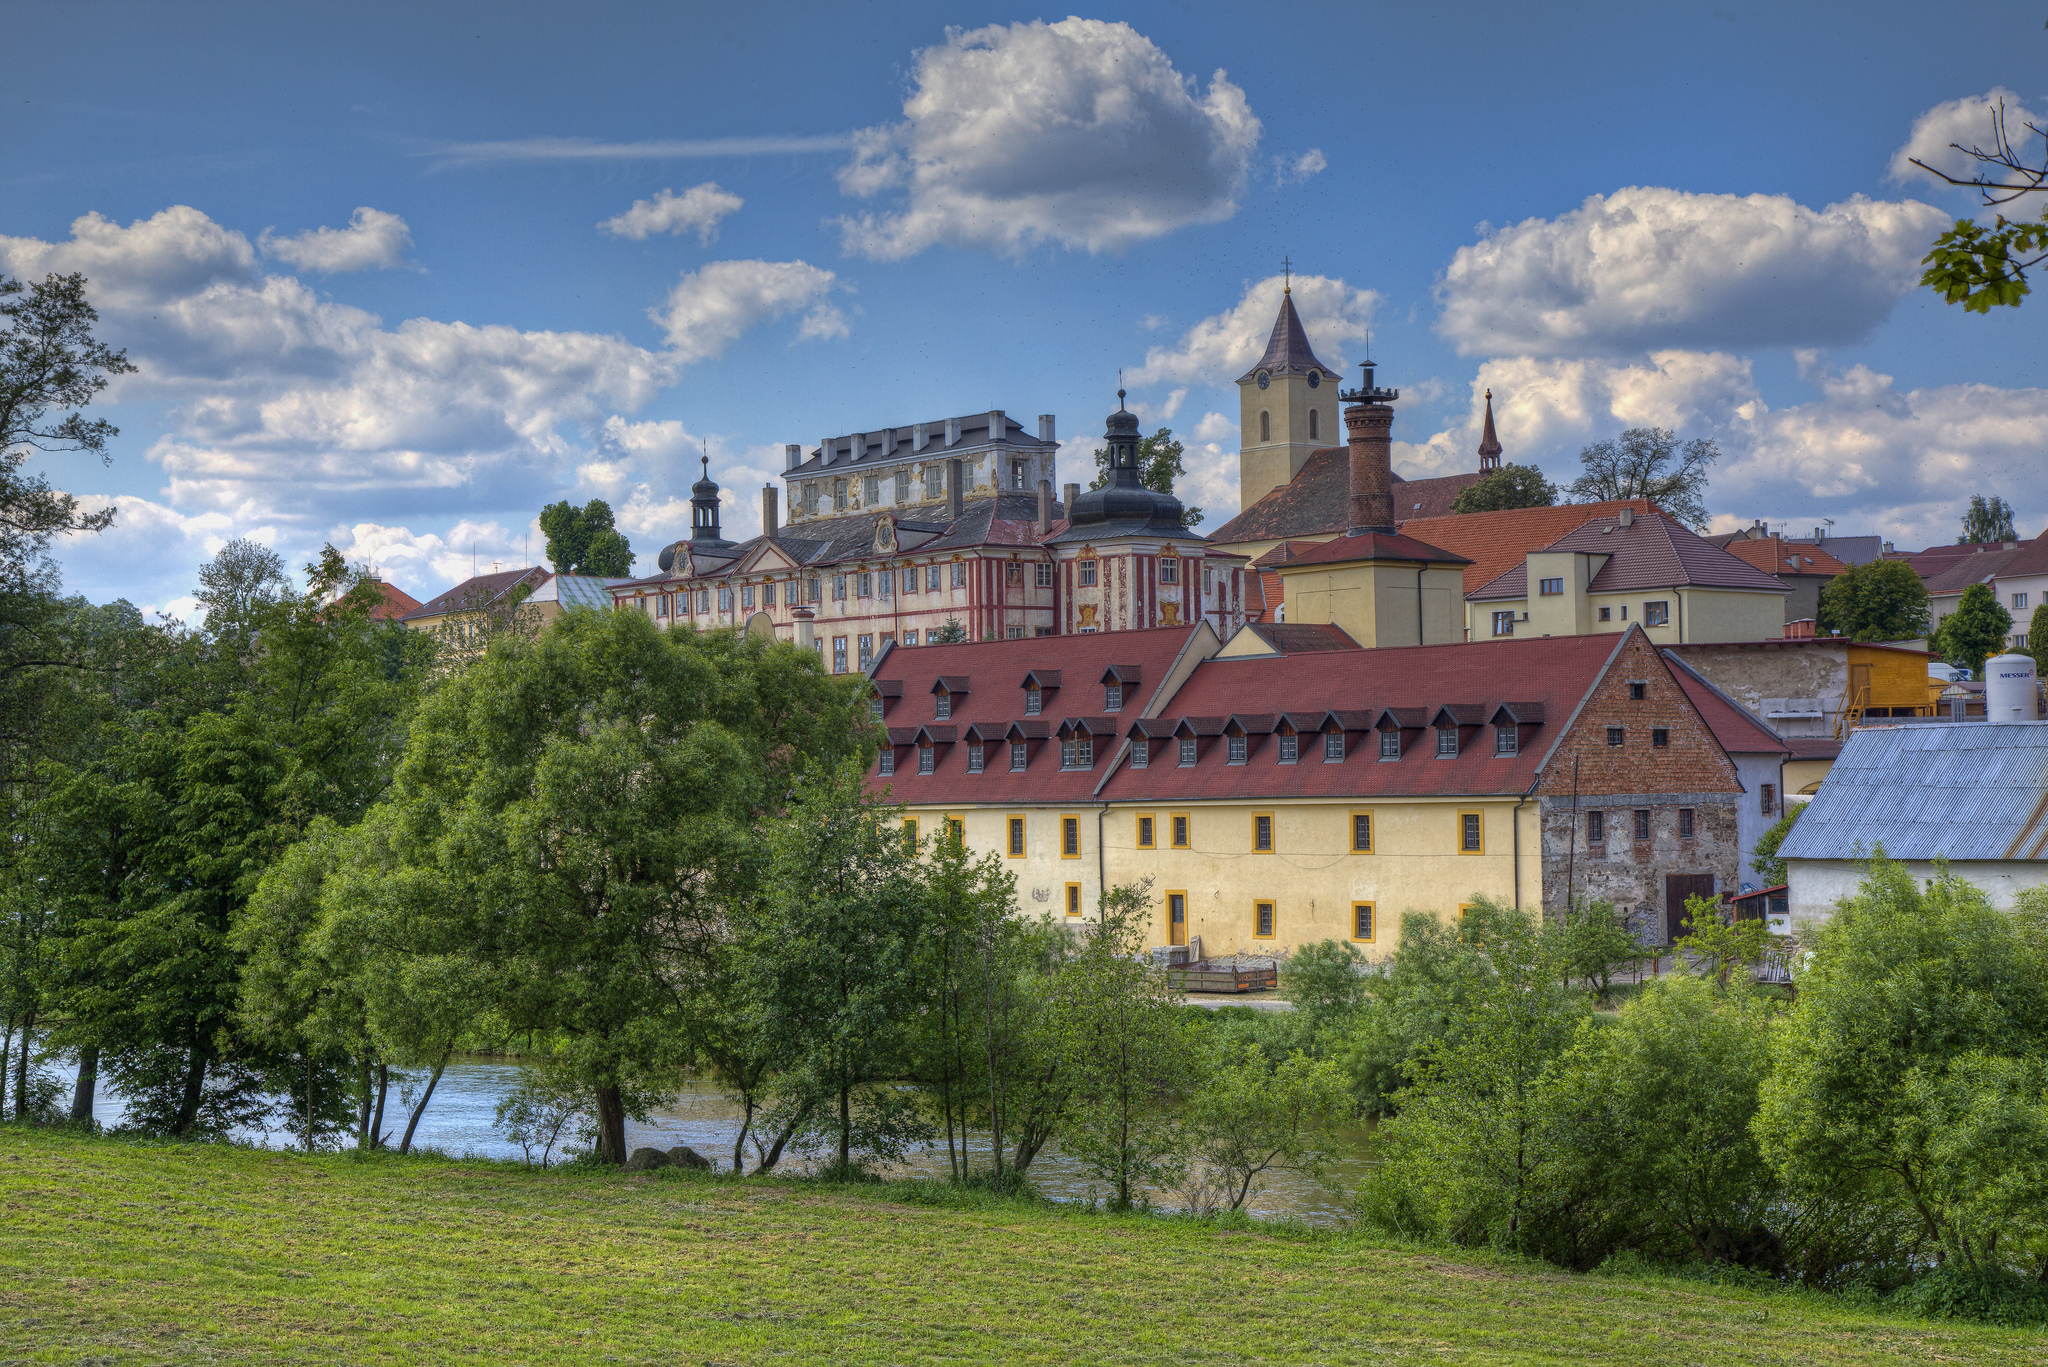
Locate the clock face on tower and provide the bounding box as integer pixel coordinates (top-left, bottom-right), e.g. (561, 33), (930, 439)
(1256, 371), (1270, 390)
(1307, 370), (1321, 388)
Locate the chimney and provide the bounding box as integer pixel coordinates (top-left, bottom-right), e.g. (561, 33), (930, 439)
(1038, 414), (1055, 442)
(819, 438), (834, 466)
(762, 485), (778, 538)
(784, 443), (802, 472)
(793, 606), (815, 651)
(1343, 401), (1396, 536)
(945, 416), (960, 446)
(949, 458), (964, 521)
(1618, 507), (1634, 528)
(1063, 482), (1079, 519)
(989, 410), (1006, 444)
(914, 422), (929, 453)
(1037, 479), (1052, 535)
(850, 433), (865, 464)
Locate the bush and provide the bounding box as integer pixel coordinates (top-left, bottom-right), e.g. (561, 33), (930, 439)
(1892, 1266), (2048, 1327)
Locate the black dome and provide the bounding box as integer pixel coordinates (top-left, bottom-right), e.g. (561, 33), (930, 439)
(1066, 392), (1186, 531)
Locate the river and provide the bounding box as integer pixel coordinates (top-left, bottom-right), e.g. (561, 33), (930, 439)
(33, 1055), (1372, 1226)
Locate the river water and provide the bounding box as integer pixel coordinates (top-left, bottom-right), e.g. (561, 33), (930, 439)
(35, 1055), (1371, 1226)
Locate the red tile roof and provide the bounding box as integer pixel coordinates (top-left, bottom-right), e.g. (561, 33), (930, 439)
(1276, 530), (1471, 570)
(1468, 510), (1787, 600)
(1099, 632), (1633, 802)
(1393, 500), (1658, 594)
(1719, 535), (1850, 578)
(1923, 545), (2028, 595)
(365, 578), (422, 621)
(1207, 442), (1481, 547)
(867, 626), (1210, 806)
(1661, 651), (1789, 756)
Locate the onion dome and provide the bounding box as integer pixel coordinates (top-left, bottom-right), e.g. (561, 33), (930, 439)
(1064, 391), (1188, 533)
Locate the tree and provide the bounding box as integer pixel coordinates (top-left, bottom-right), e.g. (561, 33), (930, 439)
(0, 273), (134, 558)
(1451, 463), (1556, 515)
(1091, 428), (1202, 527)
(1756, 861), (2048, 1275)
(1959, 493), (2019, 544)
(1912, 98), (2048, 313)
(1816, 559), (1931, 643)
(2030, 603), (2048, 679)
(538, 498), (634, 576)
(1750, 805), (1803, 887)
(1187, 1043), (1349, 1211)
(1940, 583), (2014, 679)
(1567, 428), (1717, 528)
(1334, 909), (1494, 1116)
(1040, 881), (1197, 1208)
(1552, 898), (1642, 1004)
(929, 617), (967, 644)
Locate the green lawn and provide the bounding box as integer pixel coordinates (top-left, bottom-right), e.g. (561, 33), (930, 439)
(0, 1128), (2038, 1365)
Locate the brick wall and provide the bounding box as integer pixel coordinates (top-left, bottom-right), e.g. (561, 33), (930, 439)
(1535, 629), (1742, 928)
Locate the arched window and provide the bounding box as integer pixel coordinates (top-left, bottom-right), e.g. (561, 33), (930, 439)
(1309, 408), (1319, 440)
(1259, 410), (1271, 441)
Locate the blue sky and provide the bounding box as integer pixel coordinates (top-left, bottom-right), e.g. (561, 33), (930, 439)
(5, 0), (2044, 614)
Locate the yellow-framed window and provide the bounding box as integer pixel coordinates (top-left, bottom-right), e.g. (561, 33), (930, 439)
(1166, 889), (1188, 935)
(1349, 810), (1373, 854)
(1352, 902), (1375, 943)
(1065, 882), (1082, 916)
(1457, 809), (1484, 855)
(1170, 812), (1191, 849)
(903, 817), (919, 854)
(1061, 814), (1081, 859)
(945, 814), (965, 846)
(1254, 900), (1276, 939)
(1135, 813), (1155, 849)
(1458, 902), (1480, 922)
(1006, 814), (1026, 857)
(1251, 812), (1274, 852)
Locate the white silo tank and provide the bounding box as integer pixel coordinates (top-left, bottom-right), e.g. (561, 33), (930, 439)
(1985, 653), (2038, 723)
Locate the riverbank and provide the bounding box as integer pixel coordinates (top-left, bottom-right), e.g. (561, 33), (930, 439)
(1, 1128), (2037, 1365)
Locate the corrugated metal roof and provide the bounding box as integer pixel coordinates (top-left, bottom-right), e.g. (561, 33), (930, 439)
(552, 575), (620, 611)
(1777, 721), (2048, 863)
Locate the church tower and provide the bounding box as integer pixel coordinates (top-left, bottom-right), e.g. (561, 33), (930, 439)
(1237, 284), (1344, 510)
(1477, 389), (1503, 472)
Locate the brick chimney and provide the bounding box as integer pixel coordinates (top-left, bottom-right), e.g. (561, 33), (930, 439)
(1344, 402), (1396, 535)
(762, 485), (778, 538)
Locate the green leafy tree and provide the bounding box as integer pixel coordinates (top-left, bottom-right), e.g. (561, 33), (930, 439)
(1959, 493), (2020, 544)
(1756, 861), (2048, 1275)
(1816, 559), (1932, 643)
(1566, 428), (1717, 528)
(1280, 939), (1367, 1042)
(1451, 463), (1557, 515)
(1941, 582), (2014, 678)
(1039, 881), (1197, 1208)
(1912, 99), (2048, 313)
(1551, 897), (1642, 1003)
(1187, 1043), (1349, 1211)
(929, 617), (967, 644)
(752, 760), (931, 1176)
(2029, 602), (2048, 678)
(1751, 804), (1803, 886)
(538, 498), (634, 576)
(1334, 909), (1494, 1116)
(1090, 427), (1202, 527)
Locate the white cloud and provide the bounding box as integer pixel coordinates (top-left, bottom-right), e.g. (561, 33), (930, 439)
(652, 259), (846, 362)
(259, 207), (414, 273)
(1128, 388), (1188, 425)
(599, 183), (745, 243)
(1127, 274), (1376, 387)
(1179, 413), (1241, 530)
(1888, 88), (2046, 189)
(835, 18), (1261, 259)
(1435, 187), (1948, 356)
(1275, 149), (1326, 186)
(329, 518), (532, 589)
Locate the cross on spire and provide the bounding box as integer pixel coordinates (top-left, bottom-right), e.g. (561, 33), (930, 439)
(1281, 256), (1292, 294)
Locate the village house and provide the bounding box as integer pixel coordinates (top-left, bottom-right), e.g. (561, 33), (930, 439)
(1919, 530), (2048, 654)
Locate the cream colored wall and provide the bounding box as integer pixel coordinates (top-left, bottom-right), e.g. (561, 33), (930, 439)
(1469, 586), (1785, 644)
(1237, 372), (1338, 509)
(1281, 560), (1464, 648)
(1525, 552), (1598, 637)
(1678, 588), (1786, 643)
(905, 795), (1539, 960)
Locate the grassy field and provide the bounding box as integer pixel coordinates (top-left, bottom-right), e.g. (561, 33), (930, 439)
(1, 1128), (2040, 1366)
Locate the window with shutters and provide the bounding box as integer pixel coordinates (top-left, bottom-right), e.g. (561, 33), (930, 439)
(832, 574), (847, 601)
(763, 582), (776, 606)
(834, 479), (847, 511)
(864, 476), (879, 506)
(925, 466), (944, 498)
(806, 577), (820, 603)
(895, 469), (910, 502)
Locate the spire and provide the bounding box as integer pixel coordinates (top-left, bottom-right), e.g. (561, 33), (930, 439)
(1237, 286), (1340, 384)
(1476, 389), (1503, 472)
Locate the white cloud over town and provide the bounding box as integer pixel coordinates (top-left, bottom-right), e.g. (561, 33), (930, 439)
(1127, 273), (1376, 387)
(599, 182), (745, 243)
(836, 18), (1261, 258)
(1888, 88), (2046, 190)
(259, 207), (415, 273)
(653, 258), (847, 362)
(1435, 188), (1947, 356)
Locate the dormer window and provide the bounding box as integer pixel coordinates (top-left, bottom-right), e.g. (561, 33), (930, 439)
(1496, 725), (1518, 756)
(1277, 732), (1298, 764)
(918, 745), (934, 774)
(1010, 741), (1027, 771)
(878, 749), (895, 776)
(1179, 736), (1197, 766)
(1436, 727), (1458, 758)
(968, 742), (984, 773)
(1380, 730), (1401, 760)
(870, 698), (884, 721)
(1104, 682), (1122, 712)
(1130, 738), (1149, 768)
(1324, 731), (1344, 762)
(1228, 735), (1247, 765)
(1026, 688), (1042, 715)
(935, 693), (952, 721)
(1061, 736), (1093, 770)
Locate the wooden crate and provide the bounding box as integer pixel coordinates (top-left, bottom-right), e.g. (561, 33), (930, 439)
(1172, 961), (1278, 994)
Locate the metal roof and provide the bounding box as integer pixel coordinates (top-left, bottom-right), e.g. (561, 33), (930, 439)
(1777, 721), (2048, 863)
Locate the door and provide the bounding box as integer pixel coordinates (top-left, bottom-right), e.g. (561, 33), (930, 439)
(1848, 663), (1871, 706)
(1665, 874), (1716, 943)
(1168, 892), (1187, 946)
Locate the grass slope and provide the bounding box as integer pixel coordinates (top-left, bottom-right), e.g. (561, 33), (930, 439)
(0, 1128), (2038, 1366)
